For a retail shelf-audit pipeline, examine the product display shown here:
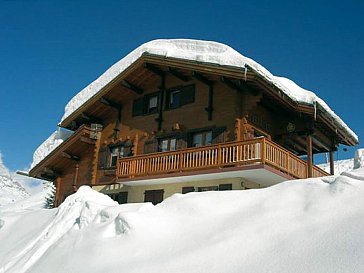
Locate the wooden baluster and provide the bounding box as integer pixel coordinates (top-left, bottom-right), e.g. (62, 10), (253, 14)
(261, 138), (265, 163)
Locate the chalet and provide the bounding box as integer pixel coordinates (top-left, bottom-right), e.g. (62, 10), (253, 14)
(28, 39), (358, 206)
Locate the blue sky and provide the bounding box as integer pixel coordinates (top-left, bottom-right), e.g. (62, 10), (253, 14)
(0, 0), (363, 171)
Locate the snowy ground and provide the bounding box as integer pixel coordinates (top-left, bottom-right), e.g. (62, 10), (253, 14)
(1, 168), (364, 273)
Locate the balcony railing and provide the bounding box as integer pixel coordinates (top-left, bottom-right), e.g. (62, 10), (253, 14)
(116, 137), (328, 180)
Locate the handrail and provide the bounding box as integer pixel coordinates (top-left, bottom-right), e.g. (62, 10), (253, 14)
(116, 137), (329, 180)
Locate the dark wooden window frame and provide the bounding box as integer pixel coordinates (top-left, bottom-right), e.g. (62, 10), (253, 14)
(165, 84), (195, 110)
(132, 92), (160, 117)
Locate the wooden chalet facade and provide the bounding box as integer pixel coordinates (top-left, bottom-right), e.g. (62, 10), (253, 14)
(28, 40), (358, 206)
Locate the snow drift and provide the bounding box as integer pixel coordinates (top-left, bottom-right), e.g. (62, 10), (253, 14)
(1, 169), (364, 273)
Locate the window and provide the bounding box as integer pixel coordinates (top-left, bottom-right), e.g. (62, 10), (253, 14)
(144, 189), (164, 205)
(218, 184), (232, 191)
(147, 94), (158, 113)
(182, 187), (195, 194)
(132, 93), (160, 116)
(166, 85), (195, 109)
(192, 131), (212, 147)
(198, 186), (218, 192)
(169, 90), (181, 108)
(108, 192), (128, 204)
(109, 146), (125, 167)
(159, 137), (177, 152)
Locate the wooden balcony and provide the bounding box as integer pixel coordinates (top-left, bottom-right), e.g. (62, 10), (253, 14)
(116, 137), (328, 182)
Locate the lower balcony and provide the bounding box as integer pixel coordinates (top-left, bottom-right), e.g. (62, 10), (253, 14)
(116, 137), (328, 186)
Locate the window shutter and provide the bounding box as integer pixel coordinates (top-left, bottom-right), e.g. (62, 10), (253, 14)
(144, 138), (158, 154)
(132, 98), (144, 116)
(212, 127), (225, 144)
(98, 145), (109, 169)
(180, 85), (195, 106)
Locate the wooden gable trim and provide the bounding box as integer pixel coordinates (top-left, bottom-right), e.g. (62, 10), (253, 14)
(29, 125), (93, 178)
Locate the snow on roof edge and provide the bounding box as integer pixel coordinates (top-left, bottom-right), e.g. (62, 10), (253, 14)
(59, 39), (358, 144)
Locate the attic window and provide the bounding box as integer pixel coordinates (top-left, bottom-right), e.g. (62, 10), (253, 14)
(166, 85), (195, 109)
(132, 93), (159, 117)
(147, 94), (158, 113)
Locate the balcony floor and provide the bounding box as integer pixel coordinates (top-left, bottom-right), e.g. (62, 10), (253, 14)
(118, 163), (293, 187)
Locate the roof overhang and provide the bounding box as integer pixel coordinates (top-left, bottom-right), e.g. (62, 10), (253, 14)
(59, 53), (358, 147)
(29, 125), (95, 180)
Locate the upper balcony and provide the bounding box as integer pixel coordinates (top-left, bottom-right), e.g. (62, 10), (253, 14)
(116, 137), (328, 186)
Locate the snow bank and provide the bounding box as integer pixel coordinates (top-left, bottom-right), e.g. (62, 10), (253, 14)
(59, 39), (357, 142)
(30, 129), (73, 169)
(2, 171), (364, 272)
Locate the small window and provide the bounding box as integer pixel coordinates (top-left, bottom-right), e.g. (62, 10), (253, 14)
(169, 90), (181, 108)
(109, 146), (126, 168)
(132, 93), (160, 116)
(192, 131), (212, 147)
(182, 187), (195, 194)
(108, 192), (128, 204)
(159, 137), (177, 152)
(197, 186), (218, 192)
(147, 94), (158, 113)
(166, 85), (195, 109)
(219, 184), (232, 191)
(110, 147), (119, 167)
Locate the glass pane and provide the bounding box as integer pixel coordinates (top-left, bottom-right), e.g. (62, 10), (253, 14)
(110, 155), (118, 167)
(170, 91), (180, 108)
(148, 95), (158, 112)
(193, 133), (202, 147)
(170, 138), (176, 151)
(205, 131), (212, 145)
(161, 139), (168, 152)
(119, 147), (124, 158)
(110, 147), (118, 156)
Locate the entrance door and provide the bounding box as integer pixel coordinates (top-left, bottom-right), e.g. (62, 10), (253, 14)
(144, 189), (164, 205)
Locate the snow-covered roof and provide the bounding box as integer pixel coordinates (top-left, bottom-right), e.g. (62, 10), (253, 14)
(30, 129), (73, 170)
(58, 39), (357, 143)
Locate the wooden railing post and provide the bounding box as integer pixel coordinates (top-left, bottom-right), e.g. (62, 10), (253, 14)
(261, 138), (266, 164)
(178, 150), (183, 171)
(217, 144), (222, 167)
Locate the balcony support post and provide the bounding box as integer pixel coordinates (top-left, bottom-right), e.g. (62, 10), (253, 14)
(329, 150), (335, 175)
(307, 135), (313, 178)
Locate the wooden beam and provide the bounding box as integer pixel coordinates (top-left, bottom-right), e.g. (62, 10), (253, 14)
(144, 63), (164, 77)
(220, 76), (258, 96)
(192, 71), (212, 86)
(121, 80), (144, 94)
(100, 97), (121, 110)
(55, 178), (61, 207)
(79, 136), (96, 145)
(307, 135), (313, 178)
(61, 151), (80, 161)
(100, 97), (122, 123)
(167, 67), (189, 82)
(157, 74), (166, 131)
(329, 150), (335, 175)
(205, 84), (214, 120)
(80, 112), (102, 124)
